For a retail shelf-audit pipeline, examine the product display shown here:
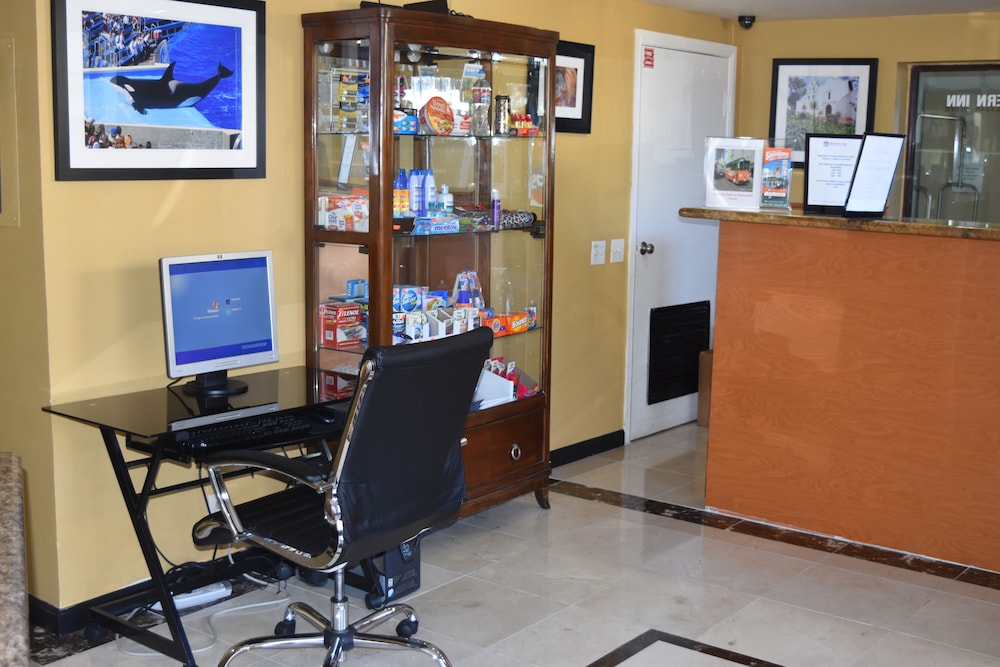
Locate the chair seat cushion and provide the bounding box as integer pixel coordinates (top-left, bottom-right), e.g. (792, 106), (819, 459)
(193, 485), (332, 559)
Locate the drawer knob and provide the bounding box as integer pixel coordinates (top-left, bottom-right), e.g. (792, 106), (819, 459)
(509, 443), (522, 461)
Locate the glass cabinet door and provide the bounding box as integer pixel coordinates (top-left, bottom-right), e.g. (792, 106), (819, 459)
(309, 35), (373, 402)
(390, 44), (549, 410)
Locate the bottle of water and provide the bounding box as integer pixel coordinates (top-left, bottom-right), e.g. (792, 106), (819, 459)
(471, 74), (492, 136)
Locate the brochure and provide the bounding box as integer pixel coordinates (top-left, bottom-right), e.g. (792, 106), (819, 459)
(760, 147), (792, 210)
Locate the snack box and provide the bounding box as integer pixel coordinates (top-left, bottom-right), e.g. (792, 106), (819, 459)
(393, 110), (418, 135)
(319, 301), (366, 349)
(317, 194), (369, 232)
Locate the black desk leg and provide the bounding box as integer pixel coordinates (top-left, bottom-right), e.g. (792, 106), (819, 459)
(98, 426), (198, 666)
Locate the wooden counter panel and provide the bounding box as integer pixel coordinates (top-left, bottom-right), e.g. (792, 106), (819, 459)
(707, 220), (1000, 571)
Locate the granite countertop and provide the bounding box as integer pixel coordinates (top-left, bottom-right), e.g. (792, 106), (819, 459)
(679, 207), (1000, 242)
(0, 451), (27, 665)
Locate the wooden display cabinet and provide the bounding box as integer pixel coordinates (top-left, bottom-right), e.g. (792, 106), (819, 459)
(302, 7), (557, 515)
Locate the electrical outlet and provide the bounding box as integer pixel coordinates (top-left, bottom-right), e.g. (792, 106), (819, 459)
(610, 238), (625, 263)
(590, 240), (606, 265)
(205, 488), (221, 513)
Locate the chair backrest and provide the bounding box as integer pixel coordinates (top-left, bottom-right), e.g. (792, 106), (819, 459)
(333, 326), (493, 564)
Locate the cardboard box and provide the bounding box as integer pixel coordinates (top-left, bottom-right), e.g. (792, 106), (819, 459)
(427, 309), (454, 337)
(320, 301), (366, 350)
(320, 367), (357, 401)
(473, 368), (516, 410)
(393, 285), (424, 313)
(404, 311), (430, 341)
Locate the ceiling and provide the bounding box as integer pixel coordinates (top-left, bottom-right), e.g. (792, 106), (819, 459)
(640, 0), (999, 22)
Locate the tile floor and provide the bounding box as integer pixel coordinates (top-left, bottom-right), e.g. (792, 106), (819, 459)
(31, 422), (1000, 666)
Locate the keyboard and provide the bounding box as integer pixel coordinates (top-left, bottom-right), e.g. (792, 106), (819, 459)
(155, 407), (344, 461)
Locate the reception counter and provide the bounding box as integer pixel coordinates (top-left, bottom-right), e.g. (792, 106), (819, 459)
(680, 207), (1000, 573)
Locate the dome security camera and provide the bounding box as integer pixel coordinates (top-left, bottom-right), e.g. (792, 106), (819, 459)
(738, 15), (756, 29)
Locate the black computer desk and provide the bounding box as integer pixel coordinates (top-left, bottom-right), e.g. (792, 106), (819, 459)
(43, 366), (344, 666)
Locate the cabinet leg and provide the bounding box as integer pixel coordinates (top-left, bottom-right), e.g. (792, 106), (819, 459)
(534, 486), (550, 509)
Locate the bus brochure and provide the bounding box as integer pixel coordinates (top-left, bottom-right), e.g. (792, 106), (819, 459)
(760, 146), (792, 210)
(704, 137), (764, 211)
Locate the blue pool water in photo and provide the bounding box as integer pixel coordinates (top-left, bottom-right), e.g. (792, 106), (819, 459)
(84, 23), (243, 131)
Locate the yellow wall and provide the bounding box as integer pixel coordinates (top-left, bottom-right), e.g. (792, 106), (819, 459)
(7, 0), (999, 611)
(733, 11), (1000, 206)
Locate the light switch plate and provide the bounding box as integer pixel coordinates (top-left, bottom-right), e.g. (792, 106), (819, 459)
(610, 238), (625, 263)
(591, 240), (606, 265)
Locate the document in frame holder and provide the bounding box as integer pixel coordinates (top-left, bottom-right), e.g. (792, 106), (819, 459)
(842, 133), (905, 219)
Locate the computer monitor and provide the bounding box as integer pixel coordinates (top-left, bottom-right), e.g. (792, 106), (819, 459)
(159, 250), (279, 398)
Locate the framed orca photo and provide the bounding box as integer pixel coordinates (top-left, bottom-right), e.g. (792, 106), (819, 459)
(51, 0), (265, 180)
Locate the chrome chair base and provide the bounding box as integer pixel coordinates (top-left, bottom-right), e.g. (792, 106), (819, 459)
(218, 574), (451, 667)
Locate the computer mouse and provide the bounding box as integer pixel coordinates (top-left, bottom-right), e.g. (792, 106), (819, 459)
(309, 407), (340, 425)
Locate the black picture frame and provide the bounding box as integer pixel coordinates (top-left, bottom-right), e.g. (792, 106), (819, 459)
(803, 133), (863, 215)
(554, 40), (594, 134)
(51, 0), (265, 181)
(768, 58), (877, 166)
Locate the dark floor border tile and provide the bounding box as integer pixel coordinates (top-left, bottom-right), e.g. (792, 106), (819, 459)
(586, 628), (786, 667)
(550, 478), (1000, 590)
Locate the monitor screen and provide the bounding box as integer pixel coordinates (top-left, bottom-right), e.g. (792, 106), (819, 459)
(159, 250), (278, 398)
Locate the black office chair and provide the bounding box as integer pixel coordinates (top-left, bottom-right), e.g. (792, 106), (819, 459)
(192, 326), (493, 667)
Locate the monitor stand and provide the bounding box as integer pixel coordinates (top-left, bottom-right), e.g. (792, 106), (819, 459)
(183, 370), (249, 399)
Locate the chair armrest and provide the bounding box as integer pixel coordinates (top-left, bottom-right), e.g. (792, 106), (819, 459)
(203, 449), (329, 486)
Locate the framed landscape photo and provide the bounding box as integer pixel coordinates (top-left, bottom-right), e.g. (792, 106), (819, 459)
(769, 58), (877, 165)
(51, 0), (265, 181)
(554, 40), (594, 134)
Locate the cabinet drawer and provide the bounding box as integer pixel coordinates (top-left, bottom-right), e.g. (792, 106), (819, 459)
(462, 409), (544, 494)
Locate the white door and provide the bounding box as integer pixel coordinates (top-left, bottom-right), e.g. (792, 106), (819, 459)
(626, 32), (735, 441)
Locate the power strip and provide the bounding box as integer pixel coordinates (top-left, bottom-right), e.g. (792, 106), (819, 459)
(151, 580), (232, 612)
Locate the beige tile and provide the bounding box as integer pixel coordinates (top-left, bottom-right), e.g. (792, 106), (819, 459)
(854, 632), (1000, 667)
(895, 590), (1000, 658)
(763, 561), (937, 629)
(576, 567), (756, 638)
(490, 604), (648, 667)
(699, 598), (887, 667)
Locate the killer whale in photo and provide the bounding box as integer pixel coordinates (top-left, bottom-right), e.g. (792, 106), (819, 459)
(110, 61), (234, 114)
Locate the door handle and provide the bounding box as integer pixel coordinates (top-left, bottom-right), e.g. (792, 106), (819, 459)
(639, 241), (655, 255)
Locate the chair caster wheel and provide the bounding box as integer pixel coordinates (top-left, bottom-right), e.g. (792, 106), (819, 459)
(297, 567), (329, 587)
(274, 618), (296, 635)
(396, 619), (418, 638)
(84, 622), (108, 645)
